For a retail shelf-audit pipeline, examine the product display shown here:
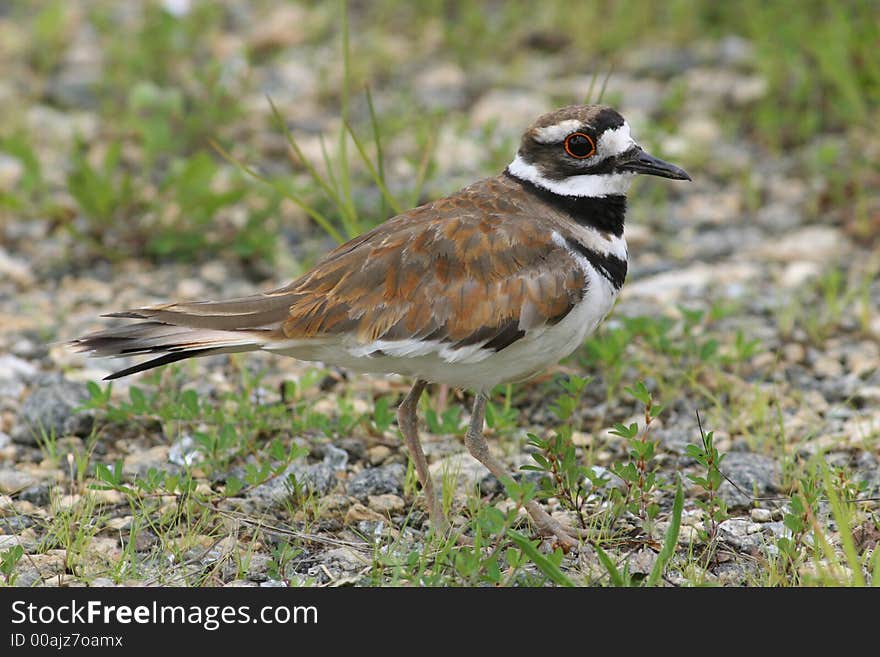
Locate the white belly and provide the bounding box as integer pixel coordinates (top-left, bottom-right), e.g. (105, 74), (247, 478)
(266, 265), (619, 392)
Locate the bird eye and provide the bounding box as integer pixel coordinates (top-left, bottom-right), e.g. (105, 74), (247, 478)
(564, 132), (596, 159)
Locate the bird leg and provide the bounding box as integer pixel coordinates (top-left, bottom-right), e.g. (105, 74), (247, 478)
(464, 392), (579, 549)
(397, 379), (446, 531)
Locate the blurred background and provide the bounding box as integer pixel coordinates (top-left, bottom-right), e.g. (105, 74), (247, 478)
(0, 1), (878, 586)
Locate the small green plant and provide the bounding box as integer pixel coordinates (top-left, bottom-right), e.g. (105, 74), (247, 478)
(268, 541), (302, 581)
(686, 412), (729, 543)
(522, 375), (593, 528)
(0, 545), (25, 586)
(371, 395), (396, 433)
(598, 477), (684, 587)
(424, 404), (465, 435)
(609, 381), (663, 526)
(485, 385), (520, 433)
(777, 474), (822, 579)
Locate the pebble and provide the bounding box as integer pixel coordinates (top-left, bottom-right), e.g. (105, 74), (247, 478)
(12, 375), (94, 445)
(428, 452), (487, 495)
(750, 508), (773, 523)
(85, 537), (123, 563)
(367, 494), (405, 515)
(813, 355), (844, 379)
(0, 354), (37, 382)
(247, 459), (338, 507)
(718, 452), (780, 509)
(624, 262), (760, 304)
(13, 550), (67, 587)
(780, 261), (821, 288)
(344, 502), (385, 524)
(346, 463), (405, 500)
(0, 468), (39, 494)
(321, 546), (370, 572)
(321, 444), (349, 471)
(626, 548), (658, 575)
(845, 342), (879, 377)
(782, 343), (805, 363)
(123, 446), (172, 477)
(754, 226), (847, 263)
(367, 444), (393, 465)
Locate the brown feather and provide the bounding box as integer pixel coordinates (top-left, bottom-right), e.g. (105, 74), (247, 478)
(276, 174), (588, 351)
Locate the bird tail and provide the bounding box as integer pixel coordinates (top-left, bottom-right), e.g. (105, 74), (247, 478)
(70, 293), (296, 380)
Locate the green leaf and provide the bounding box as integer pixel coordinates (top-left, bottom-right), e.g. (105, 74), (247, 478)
(225, 476), (243, 497)
(506, 530), (574, 587)
(624, 381), (651, 405)
(180, 389), (199, 417)
(610, 422), (638, 439)
(594, 544), (626, 587)
(529, 453), (551, 470)
(647, 475), (683, 587)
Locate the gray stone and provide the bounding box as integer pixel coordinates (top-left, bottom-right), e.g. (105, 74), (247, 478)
(0, 354), (37, 382)
(18, 483), (51, 506)
(750, 508), (772, 523)
(713, 560), (761, 586)
(627, 548), (658, 575)
(12, 375), (93, 445)
(429, 452), (487, 494)
(718, 452), (780, 508)
(346, 463), (406, 500)
(718, 518), (763, 552)
(321, 444), (349, 471)
(247, 448), (342, 507)
(322, 546), (370, 571)
(0, 250), (34, 287)
(0, 468), (39, 494)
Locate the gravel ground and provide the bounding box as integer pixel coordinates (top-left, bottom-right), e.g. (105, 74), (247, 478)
(1, 2), (878, 586)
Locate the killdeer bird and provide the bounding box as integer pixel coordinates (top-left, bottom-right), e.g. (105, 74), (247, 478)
(72, 105), (690, 548)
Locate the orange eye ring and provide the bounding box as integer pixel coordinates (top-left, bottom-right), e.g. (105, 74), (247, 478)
(564, 132), (596, 159)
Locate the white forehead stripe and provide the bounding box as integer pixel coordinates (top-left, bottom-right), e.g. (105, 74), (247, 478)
(532, 119), (584, 144)
(507, 154), (635, 197)
(597, 122), (635, 158)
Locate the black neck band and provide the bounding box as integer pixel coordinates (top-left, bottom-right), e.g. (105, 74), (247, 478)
(504, 169), (627, 237)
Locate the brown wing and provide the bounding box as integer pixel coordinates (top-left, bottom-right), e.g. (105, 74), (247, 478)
(277, 176), (586, 352)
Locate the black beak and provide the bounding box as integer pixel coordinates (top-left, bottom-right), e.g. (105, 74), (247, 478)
(617, 148), (691, 181)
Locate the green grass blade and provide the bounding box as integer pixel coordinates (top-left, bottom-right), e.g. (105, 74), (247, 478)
(346, 120), (403, 215)
(822, 467), (866, 587)
(583, 69), (599, 104)
(211, 138), (345, 244)
(337, 0), (357, 231)
(408, 130), (436, 209)
(647, 475), (683, 587)
(506, 529), (574, 587)
(596, 66), (614, 104)
(365, 86), (388, 218)
(594, 544), (626, 587)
